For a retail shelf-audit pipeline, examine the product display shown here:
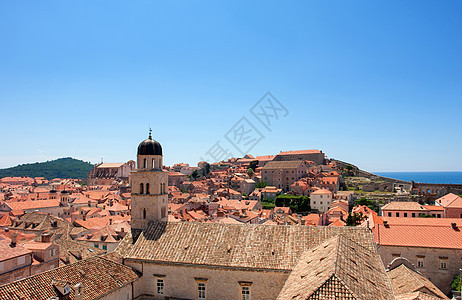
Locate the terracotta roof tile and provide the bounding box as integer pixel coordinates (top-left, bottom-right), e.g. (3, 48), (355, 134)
(124, 221), (375, 271)
(0, 256), (139, 300)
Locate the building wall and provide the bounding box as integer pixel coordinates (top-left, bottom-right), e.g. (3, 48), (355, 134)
(310, 193), (332, 213)
(378, 245), (462, 294)
(382, 209), (443, 218)
(0, 254), (32, 285)
(273, 152), (324, 165)
(445, 207), (462, 218)
(125, 260), (289, 300)
(100, 283), (134, 300)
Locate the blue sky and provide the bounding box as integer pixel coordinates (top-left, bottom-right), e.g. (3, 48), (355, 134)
(0, 1), (461, 171)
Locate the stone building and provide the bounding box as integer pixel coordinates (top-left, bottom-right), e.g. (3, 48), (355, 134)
(373, 217), (462, 294)
(130, 131), (168, 230)
(87, 160), (136, 186)
(115, 134), (396, 300)
(273, 149), (325, 165)
(261, 161), (309, 191)
(310, 189), (333, 213)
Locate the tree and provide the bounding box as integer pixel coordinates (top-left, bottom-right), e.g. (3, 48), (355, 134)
(256, 181), (267, 188)
(190, 170), (199, 181)
(345, 212), (365, 226)
(275, 195), (310, 214)
(246, 167), (254, 178)
(249, 160), (259, 171)
(355, 197), (379, 213)
(451, 274), (461, 292)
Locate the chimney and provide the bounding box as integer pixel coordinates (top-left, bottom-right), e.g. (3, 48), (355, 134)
(74, 283), (83, 300)
(451, 222), (457, 229)
(10, 232), (17, 247)
(41, 233), (51, 243)
(383, 220), (389, 228)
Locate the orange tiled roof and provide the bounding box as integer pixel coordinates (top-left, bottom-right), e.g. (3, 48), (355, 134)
(381, 201), (427, 211)
(375, 217), (462, 249)
(278, 150), (322, 155)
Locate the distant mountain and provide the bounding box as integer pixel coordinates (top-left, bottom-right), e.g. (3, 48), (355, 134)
(0, 157), (94, 180)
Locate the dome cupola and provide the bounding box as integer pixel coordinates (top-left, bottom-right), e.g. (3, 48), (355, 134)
(137, 130), (162, 156)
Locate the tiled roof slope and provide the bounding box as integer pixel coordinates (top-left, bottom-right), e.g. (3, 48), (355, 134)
(261, 160), (304, 170)
(375, 218), (462, 249)
(382, 202), (427, 211)
(124, 221), (375, 271)
(388, 264), (449, 300)
(277, 235), (394, 300)
(0, 256), (140, 300)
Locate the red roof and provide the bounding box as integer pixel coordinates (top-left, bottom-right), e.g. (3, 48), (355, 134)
(374, 217), (462, 249)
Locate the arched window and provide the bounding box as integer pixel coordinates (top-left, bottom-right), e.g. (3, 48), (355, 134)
(143, 208), (146, 219)
(140, 183), (144, 194)
(146, 183), (150, 195)
(152, 159), (155, 169)
(143, 159), (147, 169)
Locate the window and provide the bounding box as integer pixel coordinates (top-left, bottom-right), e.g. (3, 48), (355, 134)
(417, 256), (424, 268)
(146, 183), (150, 195)
(156, 279), (164, 294)
(143, 158), (147, 168)
(412, 213), (415, 217)
(17, 256), (25, 265)
(388, 212), (392, 217)
(152, 159), (156, 169)
(396, 212), (400, 217)
(140, 183), (144, 194)
(143, 208), (147, 219)
(94, 243), (99, 248)
(404, 213), (407, 217)
(440, 258), (448, 270)
(242, 286), (250, 300)
(198, 282), (206, 299)
(102, 245), (107, 251)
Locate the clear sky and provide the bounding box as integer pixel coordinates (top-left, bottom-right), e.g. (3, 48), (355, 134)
(0, 1), (461, 172)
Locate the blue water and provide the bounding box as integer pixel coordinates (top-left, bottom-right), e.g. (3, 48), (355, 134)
(375, 172), (462, 184)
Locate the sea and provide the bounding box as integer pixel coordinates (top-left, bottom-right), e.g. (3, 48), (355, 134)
(374, 172), (462, 184)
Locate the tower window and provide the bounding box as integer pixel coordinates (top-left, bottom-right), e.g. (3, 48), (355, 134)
(143, 208), (147, 219)
(143, 158), (147, 169)
(140, 183), (144, 194)
(146, 183), (150, 195)
(152, 159), (155, 169)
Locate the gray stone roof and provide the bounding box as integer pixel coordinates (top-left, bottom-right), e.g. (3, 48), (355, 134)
(261, 160), (305, 170)
(122, 221), (375, 271)
(277, 235), (395, 300)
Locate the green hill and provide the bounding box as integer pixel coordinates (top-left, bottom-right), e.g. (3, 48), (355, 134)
(0, 157), (94, 180)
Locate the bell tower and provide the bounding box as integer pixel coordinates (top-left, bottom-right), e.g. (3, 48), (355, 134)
(131, 130), (168, 230)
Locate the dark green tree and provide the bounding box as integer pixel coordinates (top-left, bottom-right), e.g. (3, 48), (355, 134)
(249, 160), (259, 171)
(345, 212), (365, 226)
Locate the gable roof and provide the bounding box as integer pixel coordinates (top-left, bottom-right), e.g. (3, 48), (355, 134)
(388, 264), (449, 299)
(382, 202), (427, 211)
(261, 160), (304, 170)
(0, 256), (139, 300)
(375, 217), (462, 249)
(123, 221), (375, 271)
(277, 235), (394, 300)
(435, 193), (462, 208)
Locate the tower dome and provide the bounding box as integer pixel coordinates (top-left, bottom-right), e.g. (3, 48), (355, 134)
(137, 131), (162, 156)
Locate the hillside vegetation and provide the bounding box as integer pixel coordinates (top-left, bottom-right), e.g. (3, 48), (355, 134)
(0, 157), (94, 180)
